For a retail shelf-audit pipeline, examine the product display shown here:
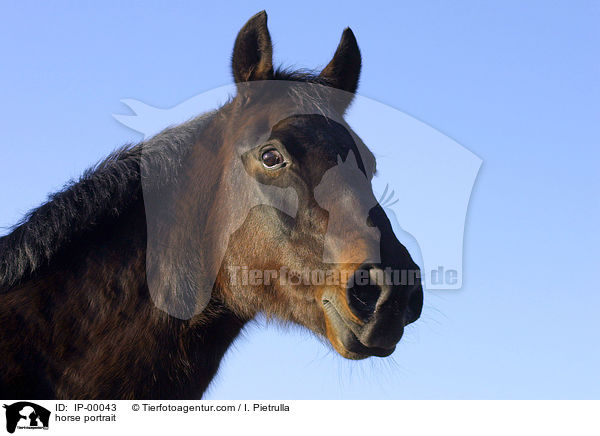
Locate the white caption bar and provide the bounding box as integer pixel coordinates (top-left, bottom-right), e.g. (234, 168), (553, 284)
(1, 400), (597, 435)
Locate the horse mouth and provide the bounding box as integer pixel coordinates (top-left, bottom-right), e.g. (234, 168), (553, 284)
(322, 298), (396, 360)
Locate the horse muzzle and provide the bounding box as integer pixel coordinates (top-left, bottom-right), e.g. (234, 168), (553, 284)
(322, 263), (423, 360)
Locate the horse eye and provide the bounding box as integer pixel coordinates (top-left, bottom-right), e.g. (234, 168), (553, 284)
(261, 149), (284, 169)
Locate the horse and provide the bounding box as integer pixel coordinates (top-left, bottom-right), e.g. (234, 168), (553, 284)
(0, 11), (423, 399)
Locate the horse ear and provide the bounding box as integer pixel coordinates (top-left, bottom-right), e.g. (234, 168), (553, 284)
(231, 11), (274, 83)
(319, 28), (362, 97)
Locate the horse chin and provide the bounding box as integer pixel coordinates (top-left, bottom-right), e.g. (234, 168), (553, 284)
(322, 298), (396, 360)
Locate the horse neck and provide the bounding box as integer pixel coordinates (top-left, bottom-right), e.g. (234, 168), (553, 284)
(4, 192), (245, 399)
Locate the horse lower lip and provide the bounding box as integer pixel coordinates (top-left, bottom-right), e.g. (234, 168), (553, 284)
(323, 299), (396, 357)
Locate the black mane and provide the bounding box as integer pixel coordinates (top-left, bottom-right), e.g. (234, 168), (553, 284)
(0, 113), (215, 291)
(0, 69), (346, 293)
(273, 67), (331, 85)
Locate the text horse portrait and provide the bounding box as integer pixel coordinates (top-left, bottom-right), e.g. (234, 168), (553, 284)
(0, 11), (423, 399)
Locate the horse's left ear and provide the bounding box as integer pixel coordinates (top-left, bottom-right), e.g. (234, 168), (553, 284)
(319, 28), (362, 96)
(232, 11), (274, 83)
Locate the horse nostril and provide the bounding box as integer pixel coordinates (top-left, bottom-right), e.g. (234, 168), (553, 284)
(346, 265), (382, 321)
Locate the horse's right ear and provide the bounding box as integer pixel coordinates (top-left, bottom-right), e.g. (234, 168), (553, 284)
(231, 11), (274, 84)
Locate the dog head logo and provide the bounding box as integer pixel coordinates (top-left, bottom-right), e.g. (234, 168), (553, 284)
(115, 83), (482, 319)
(3, 402), (50, 433)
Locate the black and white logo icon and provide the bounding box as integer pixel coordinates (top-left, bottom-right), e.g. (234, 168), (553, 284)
(3, 402), (50, 433)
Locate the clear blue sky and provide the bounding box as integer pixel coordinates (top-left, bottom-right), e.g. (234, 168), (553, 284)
(0, 1), (598, 398)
